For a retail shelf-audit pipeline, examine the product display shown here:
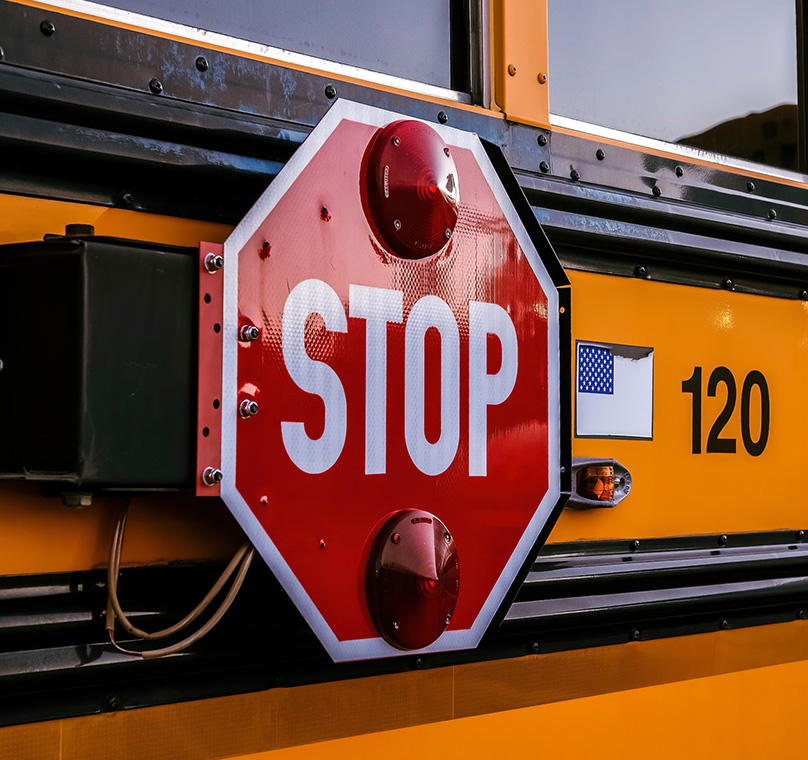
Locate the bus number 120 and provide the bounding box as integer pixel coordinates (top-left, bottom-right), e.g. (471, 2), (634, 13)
(681, 367), (770, 456)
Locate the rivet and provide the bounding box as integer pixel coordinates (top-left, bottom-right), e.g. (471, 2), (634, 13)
(630, 539), (640, 551)
(720, 619), (730, 630)
(537, 72), (548, 84)
(414, 657), (424, 669)
(393, 219), (402, 230)
(437, 111), (448, 124)
(570, 168), (580, 181)
(596, 149), (605, 161)
(631, 628), (641, 640)
(798, 609), (808, 620)
(239, 399), (259, 418)
(118, 192), (135, 208)
(722, 278), (735, 291)
(530, 641), (540, 653)
(444, 147), (451, 156)
(195, 55), (209, 72)
(391, 532), (401, 544)
(537, 134), (548, 147)
(652, 185), (661, 197)
(204, 252), (224, 272)
(507, 64), (517, 76)
(768, 208), (777, 220)
(40, 19), (56, 36)
(319, 539), (326, 548)
(719, 534), (728, 545)
(539, 161), (550, 173)
(202, 467), (223, 486)
(391, 136), (400, 147)
(635, 265), (648, 278)
(149, 78), (164, 95)
(324, 84), (337, 99)
(675, 165), (684, 178)
(746, 181), (755, 193)
(239, 324), (260, 341)
(800, 290), (808, 301)
(0, 46), (5, 61)
(444, 531), (451, 543)
(444, 228), (452, 239)
(260, 496), (268, 506)
(798, 530), (805, 540)
(392, 620), (400, 629)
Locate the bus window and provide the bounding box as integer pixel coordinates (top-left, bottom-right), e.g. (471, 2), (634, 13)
(93, 0), (467, 92)
(548, 0), (800, 172)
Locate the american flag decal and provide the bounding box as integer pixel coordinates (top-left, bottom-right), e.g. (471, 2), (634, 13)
(578, 344), (614, 395)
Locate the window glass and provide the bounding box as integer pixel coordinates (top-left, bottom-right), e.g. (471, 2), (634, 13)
(548, 0), (799, 171)
(98, 0), (454, 89)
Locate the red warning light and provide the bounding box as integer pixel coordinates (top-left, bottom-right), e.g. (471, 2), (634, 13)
(366, 510), (460, 650)
(364, 120), (460, 260)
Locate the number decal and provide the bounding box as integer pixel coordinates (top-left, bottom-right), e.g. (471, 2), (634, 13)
(682, 367), (769, 456)
(706, 367), (736, 454)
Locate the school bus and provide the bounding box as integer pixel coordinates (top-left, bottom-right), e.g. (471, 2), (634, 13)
(1, 0), (808, 757)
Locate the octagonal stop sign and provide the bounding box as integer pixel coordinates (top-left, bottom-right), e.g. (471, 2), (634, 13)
(215, 100), (569, 661)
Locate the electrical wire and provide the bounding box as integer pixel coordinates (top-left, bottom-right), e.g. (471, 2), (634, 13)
(106, 500), (254, 658)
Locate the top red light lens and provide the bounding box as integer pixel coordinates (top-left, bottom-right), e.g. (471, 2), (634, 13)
(364, 120), (460, 260)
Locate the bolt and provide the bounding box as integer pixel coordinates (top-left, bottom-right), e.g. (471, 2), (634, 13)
(324, 84), (337, 99)
(105, 694), (121, 712)
(746, 181), (755, 193)
(507, 63), (517, 76)
(570, 168), (580, 181)
(319, 539), (326, 548)
(40, 19), (56, 36)
(630, 539), (640, 551)
(149, 78), (164, 95)
(596, 149), (605, 161)
(391, 532), (401, 544)
(652, 185), (662, 197)
(195, 55), (209, 72)
(631, 628), (641, 640)
(721, 619), (730, 630)
(719, 534), (728, 545)
(118, 192), (135, 208)
(437, 111), (448, 124)
(260, 496), (268, 506)
(239, 399), (259, 418)
(537, 134), (548, 147)
(675, 165), (684, 178)
(393, 219), (402, 231)
(768, 208), (777, 220)
(204, 252), (224, 272)
(392, 136), (400, 147)
(202, 467), (223, 486)
(537, 72), (548, 84)
(798, 530), (805, 541)
(444, 228), (452, 239)
(239, 324), (260, 341)
(722, 278), (735, 291)
(539, 161), (550, 173)
(798, 609), (807, 620)
(635, 265), (648, 278)
(530, 641), (540, 653)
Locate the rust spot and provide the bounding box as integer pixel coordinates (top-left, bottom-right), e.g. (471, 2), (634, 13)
(259, 241), (271, 260)
(320, 207), (331, 222)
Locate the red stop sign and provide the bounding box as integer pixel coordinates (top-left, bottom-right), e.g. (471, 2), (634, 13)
(218, 101), (567, 661)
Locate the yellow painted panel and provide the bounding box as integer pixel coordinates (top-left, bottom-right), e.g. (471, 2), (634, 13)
(0, 193), (231, 247)
(239, 658), (808, 759)
(493, 0), (549, 127)
(551, 270), (808, 542)
(0, 721), (60, 760)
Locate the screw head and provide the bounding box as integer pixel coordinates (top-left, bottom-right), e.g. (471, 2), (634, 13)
(570, 168), (580, 181)
(391, 532), (401, 544)
(204, 252), (224, 272)
(768, 208), (777, 220)
(719, 534), (728, 545)
(40, 19), (56, 36)
(414, 657), (424, 669)
(746, 181), (756, 193)
(437, 111), (448, 124)
(392, 620), (400, 629)
(149, 78), (164, 95)
(391, 136), (400, 147)
(260, 495), (268, 506)
(319, 539), (326, 548)
(798, 609), (807, 620)
(635, 265), (648, 278)
(444, 613), (452, 624)
(239, 399), (259, 418)
(539, 161), (550, 173)
(195, 55), (209, 72)
(798, 530), (805, 540)
(720, 619), (730, 630)
(630, 539), (640, 551)
(507, 63), (517, 76)
(596, 149), (605, 161)
(722, 278), (735, 291)
(537, 72), (548, 84)
(202, 467), (223, 486)
(675, 165), (684, 178)
(105, 694), (121, 712)
(652, 185), (662, 197)
(393, 219), (402, 231)
(631, 628), (641, 640)
(118, 192), (135, 208)
(324, 84), (337, 99)
(537, 134), (548, 147)
(239, 324), (260, 341)
(530, 641), (540, 653)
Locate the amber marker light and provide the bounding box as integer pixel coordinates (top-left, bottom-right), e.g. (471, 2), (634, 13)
(364, 120), (460, 260)
(567, 458), (632, 509)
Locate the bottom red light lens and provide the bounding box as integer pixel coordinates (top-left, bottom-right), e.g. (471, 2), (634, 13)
(366, 510), (460, 650)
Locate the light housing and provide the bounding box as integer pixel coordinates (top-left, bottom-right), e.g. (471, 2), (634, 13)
(566, 457), (632, 509)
